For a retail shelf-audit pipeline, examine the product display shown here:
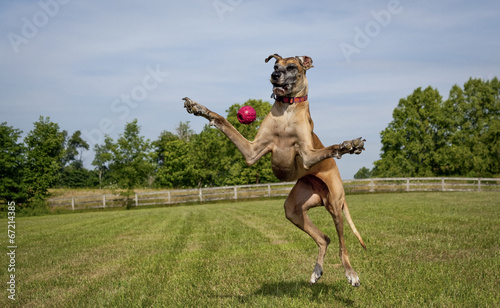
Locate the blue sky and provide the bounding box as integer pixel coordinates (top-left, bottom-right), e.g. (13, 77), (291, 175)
(1, 0), (499, 179)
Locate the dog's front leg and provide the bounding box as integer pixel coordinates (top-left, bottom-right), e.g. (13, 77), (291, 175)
(301, 137), (366, 169)
(183, 97), (272, 166)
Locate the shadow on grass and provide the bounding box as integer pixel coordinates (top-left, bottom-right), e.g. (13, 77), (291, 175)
(214, 280), (355, 306)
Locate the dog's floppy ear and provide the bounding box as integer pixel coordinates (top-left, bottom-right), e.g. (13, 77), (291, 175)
(296, 56), (314, 70)
(265, 53), (282, 63)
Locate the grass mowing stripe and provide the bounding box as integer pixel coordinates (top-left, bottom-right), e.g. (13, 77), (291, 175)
(93, 207), (207, 307)
(20, 207), (189, 307)
(3, 192), (499, 307)
(113, 209), (198, 307)
(225, 206), (289, 245)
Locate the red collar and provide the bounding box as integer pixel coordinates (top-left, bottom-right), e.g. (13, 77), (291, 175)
(276, 95), (308, 104)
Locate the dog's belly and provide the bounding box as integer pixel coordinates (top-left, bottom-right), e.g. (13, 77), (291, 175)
(271, 147), (302, 181)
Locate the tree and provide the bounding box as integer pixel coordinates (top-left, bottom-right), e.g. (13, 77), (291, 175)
(366, 77), (499, 178)
(58, 161), (95, 188)
(58, 131), (91, 188)
(152, 130), (178, 169)
(92, 136), (114, 189)
(90, 120), (154, 206)
(63, 130), (89, 165)
(110, 119), (154, 190)
(155, 138), (194, 188)
(353, 167), (372, 179)
(154, 122), (196, 188)
(23, 116), (66, 203)
(0, 123), (29, 204)
(91, 119), (155, 193)
(440, 78), (500, 176)
(176, 121), (195, 142)
(190, 124), (230, 187)
(373, 86), (445, 177)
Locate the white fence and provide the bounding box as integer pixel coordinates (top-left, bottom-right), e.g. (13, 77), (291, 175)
(343, 177), (500, 193)
(47, 177), (500, 210)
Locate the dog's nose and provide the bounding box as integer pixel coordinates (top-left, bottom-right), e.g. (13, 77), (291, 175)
(271, 71), (282, 80)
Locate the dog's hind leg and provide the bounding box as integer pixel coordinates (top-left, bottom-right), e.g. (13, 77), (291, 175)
(284, 176), (331, 285)
(324, 193), (361, 287)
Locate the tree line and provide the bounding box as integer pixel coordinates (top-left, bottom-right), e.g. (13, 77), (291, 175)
(1, 77), (498, 207)
(355, 77), (499, 178)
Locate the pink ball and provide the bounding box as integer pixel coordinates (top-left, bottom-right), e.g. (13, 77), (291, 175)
(237, 106), (256, 124)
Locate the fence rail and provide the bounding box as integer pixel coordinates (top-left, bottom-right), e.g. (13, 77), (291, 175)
(47, 177), (500, 210)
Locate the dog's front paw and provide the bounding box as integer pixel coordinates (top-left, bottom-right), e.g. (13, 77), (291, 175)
(351, 137), (365, 155)
(183, 97), (208, 117)
(183, 97), (197, 114)
(334, 137), (366, 159)
(182, 97), (217, 126)
(341, 137), (365, 155)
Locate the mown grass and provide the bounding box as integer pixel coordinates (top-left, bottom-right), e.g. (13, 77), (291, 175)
(2, 192), (499, 307)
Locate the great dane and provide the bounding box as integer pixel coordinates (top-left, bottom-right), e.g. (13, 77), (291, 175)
(182, 53), (366, 286)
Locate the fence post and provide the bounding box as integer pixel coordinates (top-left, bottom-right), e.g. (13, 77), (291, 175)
(135, 193), (138, 206)
(478, 178), (481, 191)
(369, 179), (375, 192)
(102, 195), (106, 208)
(441, 178), (445, 191)
(167, 191), (171, 204)
(234, 186), (238, 200)
(71, 197), (75, 210)
(268, 184), (271, 197)
(199, 188), (203, 202)
(406, 178), (410, 192)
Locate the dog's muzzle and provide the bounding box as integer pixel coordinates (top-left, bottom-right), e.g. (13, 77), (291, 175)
(270, 71), (290, 96)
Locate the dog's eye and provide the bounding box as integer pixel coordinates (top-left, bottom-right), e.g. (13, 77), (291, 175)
(286, 65), (297, 72)
(274, 65), (279, 71)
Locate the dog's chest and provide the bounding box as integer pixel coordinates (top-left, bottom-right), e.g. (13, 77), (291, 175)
(269, 109), (313, 181)
(272, 115), (301, 145)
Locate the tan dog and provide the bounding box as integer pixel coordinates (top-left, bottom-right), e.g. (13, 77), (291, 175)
(182, 53), (366, 286)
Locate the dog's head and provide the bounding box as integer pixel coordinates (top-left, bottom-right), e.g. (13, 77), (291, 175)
(265, 54), (313, 97)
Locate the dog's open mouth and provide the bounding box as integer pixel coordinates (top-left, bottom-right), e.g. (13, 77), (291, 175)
(272, 84), (289, 96)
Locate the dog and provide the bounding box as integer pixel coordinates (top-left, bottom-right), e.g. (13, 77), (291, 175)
(182, 53), (366, 286)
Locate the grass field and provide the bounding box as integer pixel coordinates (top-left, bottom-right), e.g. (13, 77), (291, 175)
(2, 192), (499, 307)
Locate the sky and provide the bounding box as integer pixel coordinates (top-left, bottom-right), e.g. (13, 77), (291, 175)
(1, 0), (499, 179)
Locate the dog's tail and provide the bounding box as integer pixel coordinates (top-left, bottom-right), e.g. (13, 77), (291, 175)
(343, 201), (366, 249)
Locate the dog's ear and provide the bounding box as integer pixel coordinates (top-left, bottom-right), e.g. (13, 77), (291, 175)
(296, 56), (314, 70)
(265, 54), (282, 63)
